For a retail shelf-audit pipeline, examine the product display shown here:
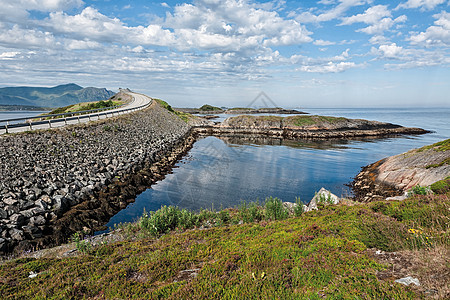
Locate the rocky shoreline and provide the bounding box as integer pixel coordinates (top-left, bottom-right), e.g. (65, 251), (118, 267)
(353, 139), (450, 202)
(0, 101), (434, 255)
(0, 100), (194, 254)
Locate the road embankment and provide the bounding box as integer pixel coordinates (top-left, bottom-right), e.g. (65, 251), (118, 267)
(0, 100), (193, 254)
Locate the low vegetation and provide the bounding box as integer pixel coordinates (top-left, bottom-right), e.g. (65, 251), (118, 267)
(418, 138), (450, 152)
(46, 99), (121, 116)
(285, 115), (348, 127)
(1, 191), (448, 299)
(155, 99), (193, 123)
(199, 104), (222, 111)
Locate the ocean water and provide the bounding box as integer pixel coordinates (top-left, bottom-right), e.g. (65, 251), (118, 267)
(102, 107), (450, 228)
(0, 111), (49, 126)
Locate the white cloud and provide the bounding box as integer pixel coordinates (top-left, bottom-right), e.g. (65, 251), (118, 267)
(408, 11), (450, 46)
(298, 61), (356, 73)
(0, 51), (20, 60)
(296, 0), (369, 23)
(0, 0), (84, 23)
(378, 43), (404, 58)
(314, 39), (336, 46)
(340, 5), (407, 35)
(341, 5), (392, 25)
(161, 2), (170, 8)
(396, 0), (446, 11)
(0, 25), (56, 49)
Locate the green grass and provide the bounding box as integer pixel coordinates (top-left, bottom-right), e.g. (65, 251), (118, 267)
(430, 177), (450, 194)
(285, 115), (348, 127)
(1, 194), (448, 299)
(418, 139), (450, 152)
(155, 99), (193, 123)
(47, 100), (121, 116)
(199, 104), (222, 111)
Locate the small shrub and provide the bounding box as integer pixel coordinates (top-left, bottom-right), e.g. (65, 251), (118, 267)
(408, 185), (431, 196)
(317, 193), (334, 205)
(293, 197), (304, 217)
(71, 232), (92, 254)
(265, 197), (288, 220)
(140, 206), (182, 236)
(239, 201), (263, 223)
(217, 210), (230, 224)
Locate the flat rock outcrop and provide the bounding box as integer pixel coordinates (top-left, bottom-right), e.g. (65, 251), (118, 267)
(353, 139), (450, 201)
(0, 99), (192, 254)
(195, 115), (430, 139)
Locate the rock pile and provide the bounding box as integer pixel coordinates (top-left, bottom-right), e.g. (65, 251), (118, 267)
(0, 100), (191, 254)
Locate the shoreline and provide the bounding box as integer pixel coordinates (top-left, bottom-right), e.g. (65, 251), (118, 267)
(0, 101), (436, 255)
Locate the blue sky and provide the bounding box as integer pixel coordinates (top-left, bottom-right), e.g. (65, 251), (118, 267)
(0, 0), (449, 107)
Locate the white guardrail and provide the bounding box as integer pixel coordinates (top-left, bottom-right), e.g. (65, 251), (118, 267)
(0, 94), (151, 134)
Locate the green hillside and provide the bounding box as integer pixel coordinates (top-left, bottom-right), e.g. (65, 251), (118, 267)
(0, 84), (115, 108)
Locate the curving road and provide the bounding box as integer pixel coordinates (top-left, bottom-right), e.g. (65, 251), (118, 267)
(0, 91), (152, 135)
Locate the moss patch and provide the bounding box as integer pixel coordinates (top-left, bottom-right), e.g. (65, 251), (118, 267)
(418, 139), (450, 152)
(430, 177), (450, 194)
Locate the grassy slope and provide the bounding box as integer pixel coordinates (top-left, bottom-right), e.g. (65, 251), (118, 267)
(1, 194), (448, 299)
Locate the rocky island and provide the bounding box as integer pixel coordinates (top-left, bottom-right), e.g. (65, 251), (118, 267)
(195, 114), (430, 139)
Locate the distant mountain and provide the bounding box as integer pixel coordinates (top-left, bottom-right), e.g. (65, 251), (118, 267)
(0, 83), (115, 108)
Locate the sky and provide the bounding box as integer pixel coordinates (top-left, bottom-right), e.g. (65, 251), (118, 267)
(0, 0), (449, 108)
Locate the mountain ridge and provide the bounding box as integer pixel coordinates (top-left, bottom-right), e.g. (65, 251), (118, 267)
(0, 83), (115, 108)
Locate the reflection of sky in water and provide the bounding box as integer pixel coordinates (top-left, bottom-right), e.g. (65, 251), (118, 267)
(101, 108), (450, 231)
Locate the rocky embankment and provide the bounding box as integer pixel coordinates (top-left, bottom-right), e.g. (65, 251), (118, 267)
(353, 139), (450, 201)
(195, 115), (430, 139)
(0, 98), (194, 254)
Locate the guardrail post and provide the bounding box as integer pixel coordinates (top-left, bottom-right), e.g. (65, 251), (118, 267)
(64, 117), (67, 125)
(29, 121), (32, 130)
(77, 115), (80, 123)
(48, 119), (52, 128)
(5, 123), (8, 134)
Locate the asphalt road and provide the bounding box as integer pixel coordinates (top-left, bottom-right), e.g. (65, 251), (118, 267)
(0, 92), (152, 135)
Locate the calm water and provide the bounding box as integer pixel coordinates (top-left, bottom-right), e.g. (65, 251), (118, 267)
(89, 108), (450, 230)
(0, 111), (49, 126)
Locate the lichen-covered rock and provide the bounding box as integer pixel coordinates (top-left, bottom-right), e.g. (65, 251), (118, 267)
(353, 139), (450, 201)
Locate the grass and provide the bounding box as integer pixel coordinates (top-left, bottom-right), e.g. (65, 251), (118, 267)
(199, 104), (222, 111)
(285, 115), (348, 127)
(1, 193), (448, 299)
(417, 139), (450, 152)
(155, 99), (193, 123)
(47, 100), (121, 116)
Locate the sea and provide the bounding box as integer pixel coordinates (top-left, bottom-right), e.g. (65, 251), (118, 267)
(102, 107), (450, 229)
(2, 108), (449, 231)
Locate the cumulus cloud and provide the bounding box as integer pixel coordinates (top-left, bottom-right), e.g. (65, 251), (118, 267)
(408, 11), (450, 46)
(340, 5), (407, 35)
(341, 5), (392, 25)
(378, 43), (404, 58)
(296, 0), (370, 23)
(0, 0), (84, 23)
(396, 0), (446, 11)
